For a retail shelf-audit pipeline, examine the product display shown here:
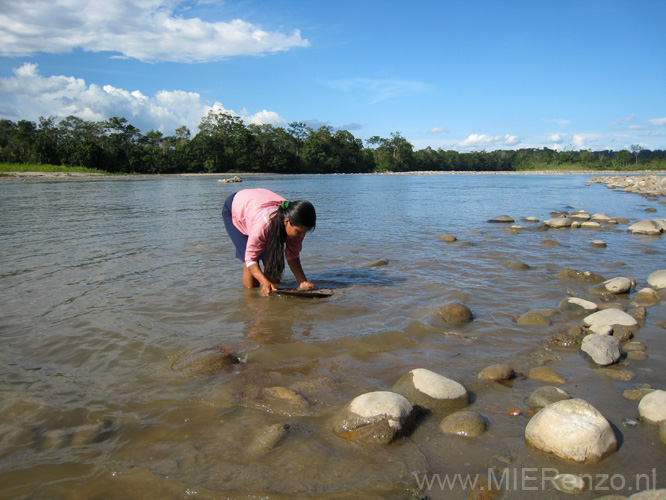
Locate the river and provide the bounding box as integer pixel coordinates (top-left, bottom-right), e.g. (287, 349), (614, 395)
(0, 173), (664, 499)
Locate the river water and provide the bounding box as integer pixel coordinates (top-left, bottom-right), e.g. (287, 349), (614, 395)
(0, 173), (664, 499)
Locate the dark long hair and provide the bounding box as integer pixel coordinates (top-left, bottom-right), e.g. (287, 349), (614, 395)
(263, 200), (316, 281)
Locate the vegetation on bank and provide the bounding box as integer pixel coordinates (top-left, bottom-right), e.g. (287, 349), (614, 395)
(0, 163), (109, 175)
(1, 114), (665, 175)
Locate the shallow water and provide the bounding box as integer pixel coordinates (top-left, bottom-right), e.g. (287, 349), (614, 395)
(0, 173), (665, 499)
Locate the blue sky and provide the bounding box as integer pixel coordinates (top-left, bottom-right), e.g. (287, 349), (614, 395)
(1, 0), (664, 152)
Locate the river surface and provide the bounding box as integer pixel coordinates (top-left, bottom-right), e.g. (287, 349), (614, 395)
(0, 173), (664, 499)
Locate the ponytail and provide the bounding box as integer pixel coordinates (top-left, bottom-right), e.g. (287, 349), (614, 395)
(263, 200), (316, 281)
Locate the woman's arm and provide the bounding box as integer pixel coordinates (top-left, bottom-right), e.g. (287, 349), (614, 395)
(246, 262), (277, 296)
(288, 258), (314, 289)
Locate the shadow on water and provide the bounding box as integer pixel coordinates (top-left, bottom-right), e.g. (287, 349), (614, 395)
(307, 264), (405, 290)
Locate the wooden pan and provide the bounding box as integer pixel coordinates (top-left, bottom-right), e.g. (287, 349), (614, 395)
(274, 288), (333, 298)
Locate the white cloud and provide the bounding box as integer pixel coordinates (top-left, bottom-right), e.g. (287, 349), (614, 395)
(458, 134), (520, 149)
(0, 63), (286, 133)
(0, 0), (309, 62)
(647, 117), (666, 127)
(548, 118), (571, 126)
(429, 126), (450, 134)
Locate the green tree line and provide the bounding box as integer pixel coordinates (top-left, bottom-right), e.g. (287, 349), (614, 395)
(1, 113), (664, 174)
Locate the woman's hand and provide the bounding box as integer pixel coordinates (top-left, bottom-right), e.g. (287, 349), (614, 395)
(260, 283), (277, 296)
(298, 281), (315, 290)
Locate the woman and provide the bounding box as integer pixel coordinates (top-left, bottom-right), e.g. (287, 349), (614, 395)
(222, 188), (316, 296)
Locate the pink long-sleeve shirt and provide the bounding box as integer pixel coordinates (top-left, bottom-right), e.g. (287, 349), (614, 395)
(231, 188), (304, 266)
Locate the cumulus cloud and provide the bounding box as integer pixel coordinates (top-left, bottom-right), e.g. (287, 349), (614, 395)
(0, 0), (309, 62)
(458, 134), (520, 149)
(0, 63), (286, 133)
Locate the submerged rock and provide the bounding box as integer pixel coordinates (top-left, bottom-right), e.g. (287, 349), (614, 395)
(170, 346), (240, 376)
(331, 391), (414, 445)
(516, 311), (550, 326)
(628, 220), (664, 235)
(528, 367), (566, 384)
(247, 423), (289, 457)
(558, 297), (598, 314)
(556, 268), (605, 284)
(439, 410), (488, 437)
(488, 215), (514, 223)
(545, 217), (574, 228)
(439, 234), (457, 243)
(438, 301), (473, 324)
(525, 398), (618, 463)
(392, 368), (468, 412)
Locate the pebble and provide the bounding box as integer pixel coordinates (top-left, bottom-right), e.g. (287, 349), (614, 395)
(647, 269), (666, 289)
(581, 334), (622, 366)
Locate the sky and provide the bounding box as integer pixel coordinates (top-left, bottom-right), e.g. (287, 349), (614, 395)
(0, 0), (665, 152)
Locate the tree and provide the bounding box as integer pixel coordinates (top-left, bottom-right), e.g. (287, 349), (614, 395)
(630, 144), (643, 164)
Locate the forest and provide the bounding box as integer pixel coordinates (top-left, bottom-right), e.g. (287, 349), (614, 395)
(1, 112), (665, 174)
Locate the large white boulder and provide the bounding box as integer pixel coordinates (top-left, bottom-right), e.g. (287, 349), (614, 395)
(525, 398), (617, 463)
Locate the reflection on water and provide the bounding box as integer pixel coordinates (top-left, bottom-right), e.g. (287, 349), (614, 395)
(0, 174), (665, 499)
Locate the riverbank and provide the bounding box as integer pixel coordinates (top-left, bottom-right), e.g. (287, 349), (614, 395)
(2, 169), (665, 181)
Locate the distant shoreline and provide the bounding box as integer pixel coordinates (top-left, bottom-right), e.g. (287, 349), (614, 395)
(1, 169), (665, 181)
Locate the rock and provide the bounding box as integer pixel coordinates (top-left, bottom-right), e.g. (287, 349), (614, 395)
(438, 301), (473, 324)
(247, 423), (289, 456)
(541, 239), (561, 246)
(551, 473), (588, 494)
(545, 217), (574, 228)
(583, 309), (638, 334)
(591, 239), (607, 248)
(547, 333), (582, 349)
(528, 367), (566, 384)
(623, 341), (647, 352)
(392, 368), (468, 412)
(629, 306), (647, 322)
(647, 269), (666, 289)
(478, 364), (515, 382)
(596, 368), (636, 381)
(360, 259), (389, 268)
(331, 391), (413, 445)
(580, 334), (621, 366)
(527, 386), (570, 409)
(525, 398), (618, 464)
(629, 490), (666, 500)
(599, 277), (635, 294)
(590, 212), (612, 222)
(660, 422), (666, 444)
(218, 175), (242, 183)
(524, 216), (540, 222)
(557, 268), (605, 283)
(626, 351), (648, 361)
(504, 261), (531, 270)
(261, 386), (310, 413)
(440, 234), (457, 242)
(638, 390), (666, 424)
(628, 220), (663, 235)
(558, 297), (598, 314)
(516, 311), (550, 326)
(488, 215), (514, 223)
(570, 210), (591, 220)
(169, 346), (240, 376)
(612, 325), (634, 343)
(581, 221), (601, 228)
(439, 411), (488, 437)
(634, 287), (661, 305)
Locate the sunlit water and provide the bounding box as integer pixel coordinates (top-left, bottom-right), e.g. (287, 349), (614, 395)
(0, 174), (664, 499)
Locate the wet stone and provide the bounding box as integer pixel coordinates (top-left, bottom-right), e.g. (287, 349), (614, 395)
(439, 234), (457, 243)
(516, 311), (550, 326)
(247, 423), (289, 457)
(525, 398), (618, 464)
(392, 368), (469, 412)
(638, 390), (666, 424)
(557, 268), (605, 284)
(622, 385), (654, 401)
(647, 269), (666, 290)
(581, 334), (622, 366)
(438, 410), (488, 438)
(558, 297), (598, 314)
(551, 473), (588, 494)
(547, 334), (582, 349)
(527, 386), (570, 409)
(169, 346), (240, 376)
(626, 351), (648, 361)
(438, 301), (473, 324)
(488, 215), (514, 223)
(595, 368), (636, 381)
(660, 422), (666, 445)
(528, 367), (566, 384)
(477, 364), (515, 382)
